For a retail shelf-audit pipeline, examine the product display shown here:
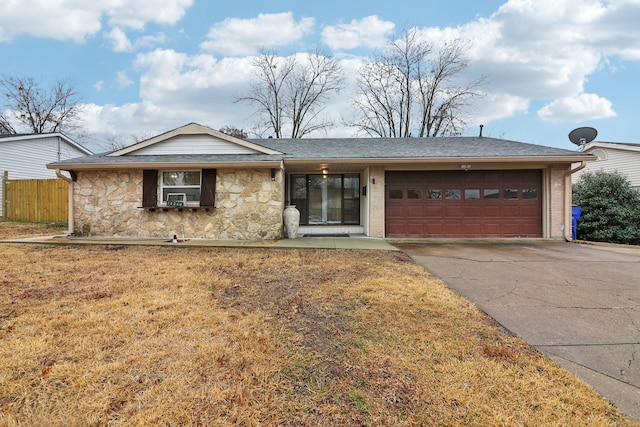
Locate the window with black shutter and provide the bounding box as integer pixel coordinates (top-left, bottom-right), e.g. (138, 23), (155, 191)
(142, 170), (158, 207)
(141, 169), (216, 210)
(200, 169), (216, 207)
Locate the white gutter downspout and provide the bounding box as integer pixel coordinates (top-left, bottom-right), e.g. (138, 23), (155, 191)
(55, 169), (74, 236)
(563, 161), (588, 241)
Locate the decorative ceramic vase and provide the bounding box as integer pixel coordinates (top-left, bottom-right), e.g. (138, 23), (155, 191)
(283, 205), (300, 239)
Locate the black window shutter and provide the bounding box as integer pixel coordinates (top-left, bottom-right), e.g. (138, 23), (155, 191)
(142, 170), (158, 207)
(200, 169), (216, 207)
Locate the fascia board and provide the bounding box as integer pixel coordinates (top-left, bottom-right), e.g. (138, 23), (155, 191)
(283, 155), (597, 165)
(47, 160), (283, 171)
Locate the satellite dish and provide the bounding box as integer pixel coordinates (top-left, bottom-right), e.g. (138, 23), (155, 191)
(568, 127), (597, 146)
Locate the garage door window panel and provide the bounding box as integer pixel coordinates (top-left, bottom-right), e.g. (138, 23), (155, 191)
(464, 189), (480, 200)
(407, 189), (422, 199)
(445, 189), (461, 200)
(503, 189), (519, 200)
(484, 189), (500, 199)
(427, 189), (442, 200)
(388, 189), (403, 199)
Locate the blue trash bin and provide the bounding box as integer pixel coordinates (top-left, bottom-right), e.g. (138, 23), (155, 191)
(571, 205), (582, 240)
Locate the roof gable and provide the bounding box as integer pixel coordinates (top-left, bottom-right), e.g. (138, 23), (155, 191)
(0, 132), (92, 155)
(581, 141), (640, 154)
(108, 123), (281, 156)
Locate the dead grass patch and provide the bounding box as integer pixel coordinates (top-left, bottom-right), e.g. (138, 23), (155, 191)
(0, 240), (636, 426)
(0, 222), (67, 240)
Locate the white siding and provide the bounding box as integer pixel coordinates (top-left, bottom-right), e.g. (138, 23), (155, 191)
(572, 148), (640, 188)
(0, 135), (88, 216)
(130, 134), (259, 155)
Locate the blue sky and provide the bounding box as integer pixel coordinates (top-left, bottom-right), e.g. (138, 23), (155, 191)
(1, 0), (639, 152)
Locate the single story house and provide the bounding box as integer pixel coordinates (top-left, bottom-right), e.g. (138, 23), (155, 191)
(572, 141), (640, 188)
(47, 123), (595, 241)
(1, 133), (92, 218)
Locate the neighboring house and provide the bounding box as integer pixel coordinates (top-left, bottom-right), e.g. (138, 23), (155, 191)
(1, 133), (93, 218)
(572, 141), (640, 188)
(47, 122), (595, 240)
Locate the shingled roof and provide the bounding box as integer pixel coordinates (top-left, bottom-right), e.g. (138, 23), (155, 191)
(253, 136), (587, 159)
(48, 134), (594, 170)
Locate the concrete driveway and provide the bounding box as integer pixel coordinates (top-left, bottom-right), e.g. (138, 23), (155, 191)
(395, 240), (640, 422)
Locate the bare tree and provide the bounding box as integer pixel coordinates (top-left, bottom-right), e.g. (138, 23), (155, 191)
(0, 111), (17, 134)
(219, 125), (248, 139)
(101, 132), (153, 152)
(349, 29), (486, 138)
(237, 48), (345, 138)
(0, 75), (83, 135)
(104, 134), (130, 151)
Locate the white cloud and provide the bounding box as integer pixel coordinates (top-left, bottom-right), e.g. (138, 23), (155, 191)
(405, 0), (638, 127)
(77, 49), (259, 143)
(67, 0), (640, 146)
(0, 2), (102, 43)
(105, 27), (133, 52)
(200, 12), (315, 56)
(136, 33), (168, 49)
(0, 0), (193, 43)
(321, 16), (394, 51)
(94, 81), (105, 92)
(105, 0), (193, 30)
(134, 48), (256, 104)
(588, 0), (640, 60)
(470, 93), (531, 126)
(105, 27), (167, 52)
(537, 93), (616, 123)
(116, 71), (134, 89)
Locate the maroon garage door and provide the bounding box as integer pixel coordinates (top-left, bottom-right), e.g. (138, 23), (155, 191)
(385, 170), (542, 237)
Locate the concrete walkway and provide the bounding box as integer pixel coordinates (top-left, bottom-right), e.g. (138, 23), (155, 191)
(396, 240), (640, 422)
(0, 234), (399, 251)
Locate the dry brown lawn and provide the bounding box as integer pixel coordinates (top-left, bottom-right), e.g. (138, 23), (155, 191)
(0, 222), (67, 240)
(0, 225), (636, 426)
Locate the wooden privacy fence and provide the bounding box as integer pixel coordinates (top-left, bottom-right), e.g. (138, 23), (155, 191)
(2, 173), (69, 223)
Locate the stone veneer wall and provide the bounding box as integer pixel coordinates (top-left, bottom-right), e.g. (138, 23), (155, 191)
(74, 169), (284, 240)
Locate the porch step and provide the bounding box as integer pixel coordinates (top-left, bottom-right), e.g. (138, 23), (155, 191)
(303, 233), (350, 238)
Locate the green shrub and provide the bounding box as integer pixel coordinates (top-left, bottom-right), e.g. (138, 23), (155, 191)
(572, 171), (640, 244)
